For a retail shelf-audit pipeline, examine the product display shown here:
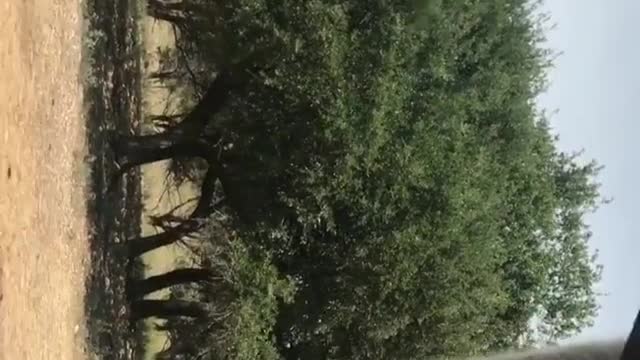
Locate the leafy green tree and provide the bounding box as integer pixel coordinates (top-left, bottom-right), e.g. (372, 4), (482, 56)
(152, 230), (295, 360)
(116, 0), (605, 358)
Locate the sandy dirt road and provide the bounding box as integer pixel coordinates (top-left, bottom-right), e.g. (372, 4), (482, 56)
(0, 0), (88, 359)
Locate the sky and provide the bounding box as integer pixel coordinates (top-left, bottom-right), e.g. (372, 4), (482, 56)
(536, 0), (640, 343)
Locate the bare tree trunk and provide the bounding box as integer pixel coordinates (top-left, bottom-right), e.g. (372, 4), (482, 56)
(126, 167), (223, 258)
(109, 67), (240, 182)
(130, 299), (207, 320)
(147, 0), (188, 24)
(126, 221), (197, 259)
(128, 268), (212, 299)
(112, 130), (209, 172)
(179, 67), (237, 127)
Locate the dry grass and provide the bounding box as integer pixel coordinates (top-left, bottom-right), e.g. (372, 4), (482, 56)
(0, 0), (88, 359)
(137, 14), (197, 359)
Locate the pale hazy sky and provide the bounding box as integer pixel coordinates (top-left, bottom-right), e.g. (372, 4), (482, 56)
(537, 0), (640, 343)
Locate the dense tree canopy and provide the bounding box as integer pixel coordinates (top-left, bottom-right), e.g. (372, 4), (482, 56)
(119, 0), (606, 359)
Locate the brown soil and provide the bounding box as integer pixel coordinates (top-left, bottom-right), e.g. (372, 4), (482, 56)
(0, 1), (88, 359)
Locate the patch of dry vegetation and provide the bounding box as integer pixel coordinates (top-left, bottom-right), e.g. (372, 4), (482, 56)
(137, 13), (197, 360)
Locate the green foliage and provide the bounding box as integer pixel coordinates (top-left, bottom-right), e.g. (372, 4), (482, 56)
(158, 236), (295, 360)
(225, 241), (296, 360)
(149, 0), (605, 358)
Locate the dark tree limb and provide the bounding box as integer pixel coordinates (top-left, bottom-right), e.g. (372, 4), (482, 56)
(108, 63), (243, 190)
(189, 162), (221, 217)
(112, 132), (209, 171)
(126, 224), (192, 259)
(147, 0), (188, 25)
(127, 166), (225, 258)
(128, 268), (213, 299)
(178, 66), (240, 130)
(107, 131), (210, 193)
(149, 196), (199, 227)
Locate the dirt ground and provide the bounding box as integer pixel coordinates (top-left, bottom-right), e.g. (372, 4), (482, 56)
(0, 1), (88, 359)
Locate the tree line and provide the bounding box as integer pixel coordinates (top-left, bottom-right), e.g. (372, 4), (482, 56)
(114, 0), (606, 359)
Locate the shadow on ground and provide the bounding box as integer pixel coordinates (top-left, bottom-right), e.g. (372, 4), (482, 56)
(83, 0), (144, 358)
